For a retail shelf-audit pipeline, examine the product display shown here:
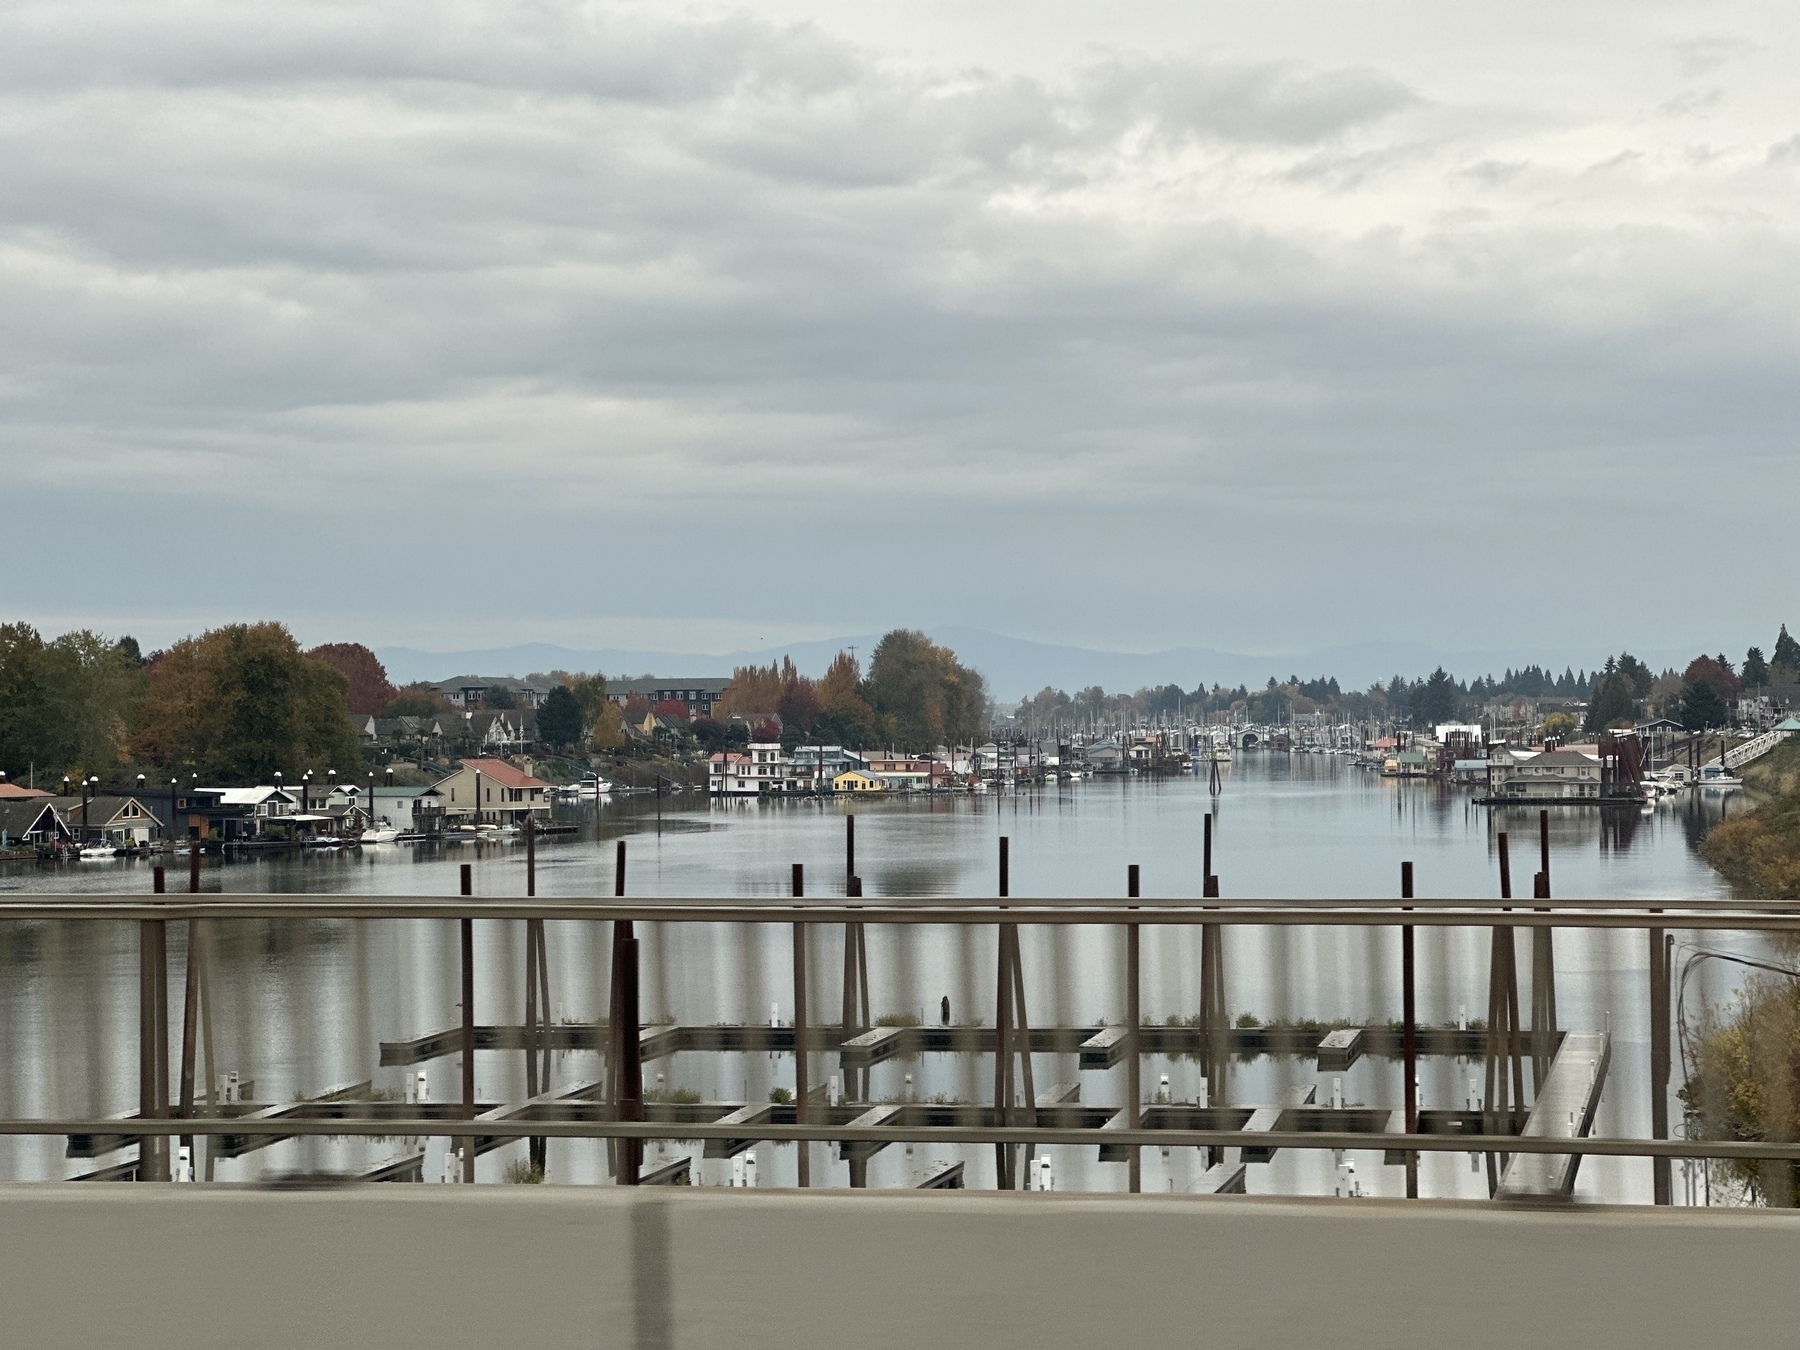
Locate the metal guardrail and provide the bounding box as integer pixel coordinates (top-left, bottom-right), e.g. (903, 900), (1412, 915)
(0, 883), (1783, 1195)
(0, 894), (1795, 926)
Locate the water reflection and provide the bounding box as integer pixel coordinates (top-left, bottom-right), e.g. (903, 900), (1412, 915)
(0, 754), (1758, 1200)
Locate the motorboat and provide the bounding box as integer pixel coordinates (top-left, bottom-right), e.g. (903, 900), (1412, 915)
(78, 844), (119, 861)
(1698, 764), (1744, 789)
(554, 774), (615, 799)
(361, 827), (401, 844)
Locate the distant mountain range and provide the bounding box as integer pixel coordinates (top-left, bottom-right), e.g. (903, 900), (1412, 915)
(377, 629), (1704, 702)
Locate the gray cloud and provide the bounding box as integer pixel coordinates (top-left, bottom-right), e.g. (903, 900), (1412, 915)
(0, 0), (1796, 660)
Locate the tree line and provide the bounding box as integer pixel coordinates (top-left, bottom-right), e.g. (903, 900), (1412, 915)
(699, 630), (988, 753)
(0, 621), (367, 787)
(1011, 624), (1800, 737)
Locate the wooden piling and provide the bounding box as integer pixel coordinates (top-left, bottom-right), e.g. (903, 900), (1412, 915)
(1484, 835), (1526, 1196)
(1126, 863), (1141, 1194)
(616, 931), (642, 1185)
(992, 837), (1014, 1189)
(841, 816), (869, 1101)
(1650, 923), (1671, 1204)
(1530, 810), (1558, 1092)
(524, 818), (547, 1173)
(1200, 812), (1225, 1133)
(138, 916), (169, 1181)
(792, 864), (809, 1187)
(612, 841), (642, 1185)
(460, 864), (475, 1183)
(1402, 860), (1417, 1199)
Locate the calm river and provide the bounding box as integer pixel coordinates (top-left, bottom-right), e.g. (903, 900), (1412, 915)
(0, 754), (1757, 1200)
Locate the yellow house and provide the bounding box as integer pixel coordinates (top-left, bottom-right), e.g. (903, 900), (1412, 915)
(833, 770), (886, 793)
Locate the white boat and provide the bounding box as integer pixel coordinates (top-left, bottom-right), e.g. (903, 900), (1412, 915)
(78, 844), (119, 861)
(554, 775), (615, 799)
(361, 827), (400, 844)
(1698, 765), (1744, 789)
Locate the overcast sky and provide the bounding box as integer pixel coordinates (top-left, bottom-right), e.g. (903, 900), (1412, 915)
(4, 0), (1796, 666)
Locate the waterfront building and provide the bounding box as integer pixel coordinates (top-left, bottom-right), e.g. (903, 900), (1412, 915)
(833, 770), (886, 793)
(709, 742), (791, 796)
(173, 786), (302, 841)
(46, 794), (165, 846)
(318, 783), (440, 832)
(432, 757), (553, 823)
(862, 755), (934, 791)
(0, 799), (72, 850)
(1486, 748), (1605, 801)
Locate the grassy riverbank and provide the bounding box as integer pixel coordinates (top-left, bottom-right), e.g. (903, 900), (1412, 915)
(1700, 742), (1800, 903)
(1742, 737), (1800, 798)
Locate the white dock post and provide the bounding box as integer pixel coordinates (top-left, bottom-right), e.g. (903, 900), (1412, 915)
(827, 1074), (841, 1107)
(1036, 1155), (1053, 1191)
(744, 1154), (758, 1188)
(731, 1155), (745, 1188)
(1331, 1077), (1343, 1110)
(416, 1070), (429, 1104)
(174, 1145), (192, 1183)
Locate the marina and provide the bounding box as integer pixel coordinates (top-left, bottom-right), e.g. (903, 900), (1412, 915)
(0, 754), (1764, 1204)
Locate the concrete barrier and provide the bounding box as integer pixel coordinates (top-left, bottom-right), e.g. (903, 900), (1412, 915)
(1, 1184), (1795, 1349)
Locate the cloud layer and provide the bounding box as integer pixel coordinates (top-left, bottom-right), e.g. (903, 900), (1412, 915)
(2, 1), (1796, 657)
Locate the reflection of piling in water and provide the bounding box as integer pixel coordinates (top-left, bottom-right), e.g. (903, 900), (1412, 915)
(139, 869), (169, 1181)
(841, 816), (869, 1104)
(523, 819), (550, 1176)
(992, 837), (1034, 1189)
(1200, 813), (1227, 1148)
(1530, 810), (1558, 1096)
(459, 863), (476, 1183)
(609, 841), (642, 1185)
(1402, 860), (1417, 1198)
(792, 863), (810, 1187)
(48, 810), (1741, 1199)
(1125, 863), (1140, 1194)
(1483, 836), (1526, 1197)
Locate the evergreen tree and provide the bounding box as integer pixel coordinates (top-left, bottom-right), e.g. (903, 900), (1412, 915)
(1775, 625), (1800, 671)
(1584, 673), (1635, 732)
(1743, 647), (1770, 688)
(1616, 653), (1654, 698)
(1414, 667), (1458, 725)
(537, 685), (583, 747)
(1679, 680), (1729, 731)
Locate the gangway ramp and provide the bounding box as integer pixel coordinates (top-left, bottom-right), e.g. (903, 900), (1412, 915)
(1497, 1030), (1610, 1199)
(1724, 721), (1800, 771)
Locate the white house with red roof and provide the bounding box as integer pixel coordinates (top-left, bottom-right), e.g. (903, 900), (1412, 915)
(709, 743), (791, 796)
(433, 757), (553, 823)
